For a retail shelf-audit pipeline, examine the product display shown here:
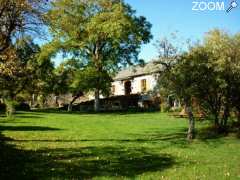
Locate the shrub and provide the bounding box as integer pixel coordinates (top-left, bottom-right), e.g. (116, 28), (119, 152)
(15, 102), (31, 111)
(161, 103), (171, 112)
(0, 103), (6, 112)
(4, 100), (17, 119)
(169, 107), (182, 113)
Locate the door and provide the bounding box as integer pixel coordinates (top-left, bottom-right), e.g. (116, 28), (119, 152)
(124, 81), (132, 95)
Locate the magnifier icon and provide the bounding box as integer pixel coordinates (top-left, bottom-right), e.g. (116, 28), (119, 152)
(227, 1), (238, 13)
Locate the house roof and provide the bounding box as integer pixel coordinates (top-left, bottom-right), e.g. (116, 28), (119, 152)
(113, 61), (163, 81)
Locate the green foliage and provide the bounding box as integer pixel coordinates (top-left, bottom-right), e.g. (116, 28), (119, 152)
(52, 58), (83, 95)
(17, 39), (55, 103)
(0, 36), (55, 110)
(187, 30), (240, 127)
(43, 0), (152, 111)
(71, 66), (112, 96)
(161, 103), (171, 113)
(158, 29), (240, 130)
(0, 37), (40, 98)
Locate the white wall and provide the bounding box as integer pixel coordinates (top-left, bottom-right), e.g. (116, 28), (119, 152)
(112, 74), (158, 96)
(87, 74), (158, 100)
(112, 81), (125, 96)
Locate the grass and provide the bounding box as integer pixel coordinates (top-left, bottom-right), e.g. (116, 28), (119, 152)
(0, 111), (239, 180)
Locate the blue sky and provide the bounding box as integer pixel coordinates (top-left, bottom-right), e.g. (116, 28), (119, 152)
(51, 0), (240, 65)
(126, 0), (240, 62)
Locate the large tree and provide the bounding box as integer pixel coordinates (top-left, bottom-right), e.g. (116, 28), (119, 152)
(158, 29), (240, 137)
(154, 35), (196, 140)
(0, 36), (54, 115)
(203, 30), (240, 128)
(53, 59), (84, 111)
(0, 38), (39, 98)
(43, 0), (152, 111)
(161, 54), (197, 140)
(0, 0), (50, 112)
(0, 0), (48, 54)
(0, 37), (39, 115)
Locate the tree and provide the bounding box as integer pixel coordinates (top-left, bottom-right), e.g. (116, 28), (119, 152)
(0, 0), (48, 54)
(54, 60), (111, 112)
(159, 29), (240, 137)
(231, 34), (240, 124)
(154, 33), (183, 109)
(53, 59), (84, 111)
(157, 29), (240, 138)
(202, 30), (240, 129)
(154, 32), (181, 70)
(0, 0), (50, 112)
(189, 47), (223, 127)
(43, 0), (152, 112)
(0, 37), (53, 115)
(155, 35), (196, 140)
(0, 37), (37, 115)
(69, 66), (112, 111)
(171, 55), (197, 140)
(24, 51), (55, 108)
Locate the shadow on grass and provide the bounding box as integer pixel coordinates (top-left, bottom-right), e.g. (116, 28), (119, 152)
(15, 115), (44, 119)
(0, 119), (28, 124)
(5, 136), (186, 143)
(197, 126), (226, 140)
(0, 134), (176, 179)
(128, 126), (233, 149)
(31, 109), (161, 116)
(0, 126), (61, 131)
(129, 128), (190, 149)
(6, 128), (189, 154)
(4, 126), (187, 144)
(0, 112), (44, 120)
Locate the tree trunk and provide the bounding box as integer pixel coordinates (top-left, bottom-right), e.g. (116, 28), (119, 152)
(222, 104), (230, 129)
(214, 113), (220, 128)
(237, 111), (240, 124)
(185, 98), (195, 140)
(68, 93), (83, 112)
(4, 98), (16, 119)
(94, 89), (100, 112)
(68, 103), (73, 112)
(55, 95), (60, 107)
(31, 94), (35, 108)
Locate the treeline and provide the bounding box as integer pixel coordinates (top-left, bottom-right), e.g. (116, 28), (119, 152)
(0, 0), (152, 115)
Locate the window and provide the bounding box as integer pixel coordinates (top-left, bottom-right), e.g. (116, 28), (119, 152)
(141, 79), (147, 92)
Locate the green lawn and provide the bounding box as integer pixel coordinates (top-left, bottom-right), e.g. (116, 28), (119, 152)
(0, 112), (239, 180)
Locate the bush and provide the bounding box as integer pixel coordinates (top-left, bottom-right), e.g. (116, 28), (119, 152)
(15, 102), (31, 111)
(0, 103), (6, 112)
(0, 101), (30, 114)
(169, 107), (182, 113)
(161, 103), (171, 112)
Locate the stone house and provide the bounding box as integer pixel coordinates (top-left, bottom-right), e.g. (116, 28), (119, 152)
(111, 61), (162, 97)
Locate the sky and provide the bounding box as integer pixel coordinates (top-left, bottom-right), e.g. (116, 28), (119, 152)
(125, 0), (240, 61)
(52, 0), (240, 65)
